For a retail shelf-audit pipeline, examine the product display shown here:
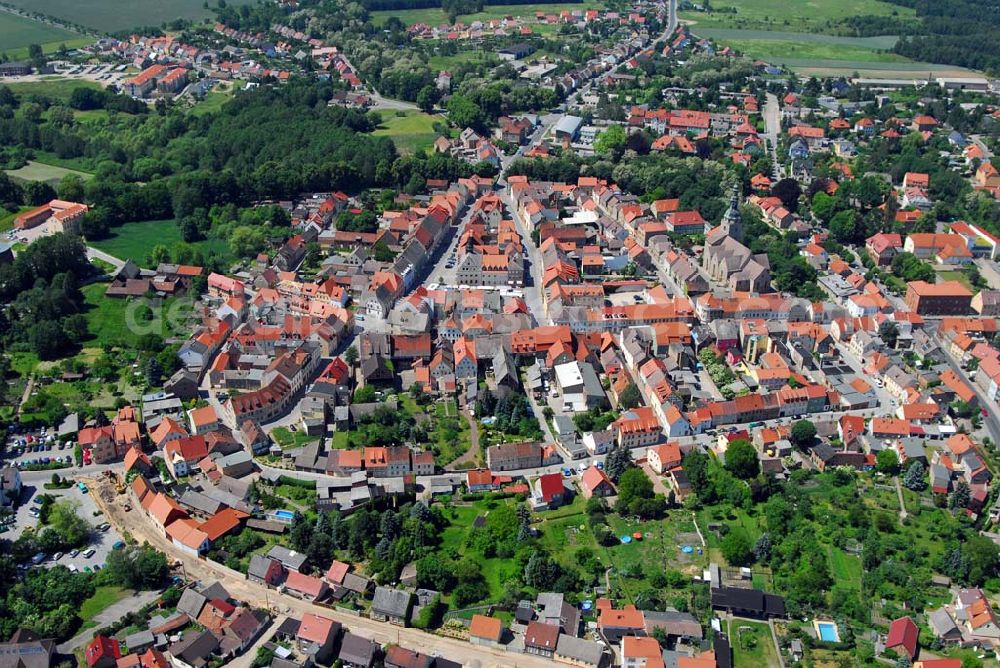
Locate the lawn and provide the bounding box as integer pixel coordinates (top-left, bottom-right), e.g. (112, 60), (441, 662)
(679, 0), (916, 34)
(88, 219), (232, 267)
(190, 85), (234, 117)
(729, 619), (779, 667)
(373, 110), (443, 155)
(4, 78), (103, 102)
(0, 12), (89, 59)
(371, 2), (606, 27)
(827, 546), (862, 591)
(81, 282), (194, 348)
(79, 586), (129, 623)
(271, 427), (318, 449)
(4, 0), (255, 32)
(5, 160), (93, 186)
(938, 269), (974, 291)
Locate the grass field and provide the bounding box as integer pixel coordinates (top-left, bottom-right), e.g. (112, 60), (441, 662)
(89, 219), (231, 267)
(4, 78), (103, 102)
(371, 2), (605, 27)
(679, 0), (915, 34)
(190, 87), (234, 117)
(0, 12), (88, 59)
(827, 546), (862, 591)
(5, 160), (93, 185)
(4, 0), (254, 32)
(729, 618), (779, 668)
(427, 50), (499, 71)
(373, 110), (443, 155)
(81, 282), (194, 347)
(79, 586), (129, 623)
(723, 37), (905, 64)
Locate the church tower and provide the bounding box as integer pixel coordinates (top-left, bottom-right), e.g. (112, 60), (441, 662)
(719, 186), (743, 243)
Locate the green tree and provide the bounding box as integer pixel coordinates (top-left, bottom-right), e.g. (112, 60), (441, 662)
(105, 545), (167, 589)
(604, 446), (632, 482)
(617, 467), (654, 511)
(810, 191), (836, 222)
(790, 420), (817, 449)
(447, 94), (486, 131)
(724, 439), (759, 480)
(721, 531), (753, 566)
(876, 448), (899, 476)
(618, 382), (641, 410)
(594, 125), (627, 156)
(829, 210), (858, 243)
(903, 461), (925, 491)
(46, 499), (90, 548)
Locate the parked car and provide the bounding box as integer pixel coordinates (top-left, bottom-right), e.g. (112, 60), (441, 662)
(82, 548), (96, 558)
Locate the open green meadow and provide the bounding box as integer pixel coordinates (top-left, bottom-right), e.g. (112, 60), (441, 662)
(0, 12), (88, 59)
(373, 110), (443, 155)
(89, 219), (232, 267)
(3, 0), (253, 32)
(372, 2), (606, 27)
(5, 77), (103, 102)
(5, 160), (93, 185)
(722, 37), (905, 64)
(82, 282), (194, 347)
(679, 0), (915, 34)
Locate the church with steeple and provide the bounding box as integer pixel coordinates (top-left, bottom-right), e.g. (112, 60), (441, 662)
(702, 187), (772, 293)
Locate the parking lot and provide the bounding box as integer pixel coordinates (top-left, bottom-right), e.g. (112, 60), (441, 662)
(3, 428), (77, 470)
(6, 469), (125, 573)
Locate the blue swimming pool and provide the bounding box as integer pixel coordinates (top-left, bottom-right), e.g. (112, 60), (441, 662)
(274, 510), (295, 521)
(816, 622), (839, 642)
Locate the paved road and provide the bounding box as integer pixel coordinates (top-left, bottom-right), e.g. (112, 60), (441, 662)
(87, 246), (127, 272)
(763, 93), (781, 179)
(936, 334), (1000, 447)
(86, 475), (560, 668)
(58, 589), (163, 653)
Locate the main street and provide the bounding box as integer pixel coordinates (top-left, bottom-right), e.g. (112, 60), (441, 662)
(763, 92), (782, 179)
(85, 474), (559, 668)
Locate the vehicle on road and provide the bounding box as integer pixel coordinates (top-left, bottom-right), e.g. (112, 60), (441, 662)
(82, 548), (96, 558)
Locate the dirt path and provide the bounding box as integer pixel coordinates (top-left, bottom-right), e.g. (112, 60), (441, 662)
(17, 377), (34, 416)
(447, 411), (481, 470)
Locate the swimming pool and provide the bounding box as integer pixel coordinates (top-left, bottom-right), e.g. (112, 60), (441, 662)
(273, 510), (295, 521)
(815, 621), (839, 642)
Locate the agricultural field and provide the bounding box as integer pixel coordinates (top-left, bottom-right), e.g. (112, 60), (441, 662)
(371, 2), (606, 27)
(0, 12), (89, 59)
(3, 0), (253, 32)
(89, 219), (232, 267)
(679, 0), (916, 34)
(373, 110), (444, 155)
(5, 160), (93, 185)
